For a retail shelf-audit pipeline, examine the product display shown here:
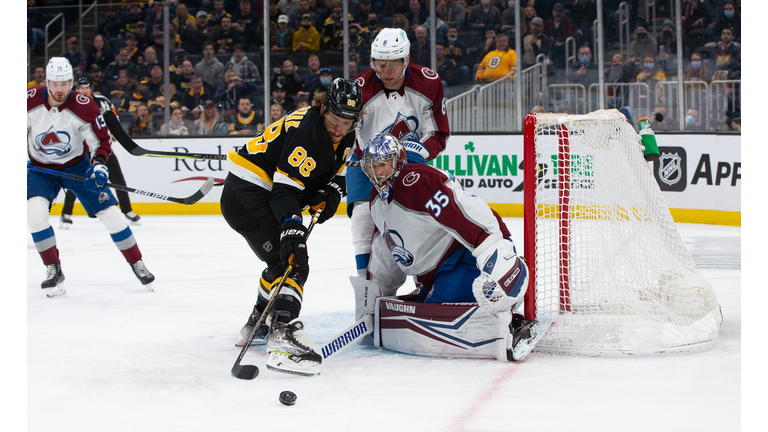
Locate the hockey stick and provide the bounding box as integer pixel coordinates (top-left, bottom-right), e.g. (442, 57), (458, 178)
(28, 165), (214, 205)
(231, 207), (323, 380)
(103, 111), (228, 160)
(310, 314), (374, 361)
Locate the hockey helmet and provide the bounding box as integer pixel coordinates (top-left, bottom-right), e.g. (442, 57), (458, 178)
(361, 133), (408, 200)
(76, 76), (91, 89)
(46, 57), (74, 83)
(324, 78), (363, 125)
(370, 28), (410, 61)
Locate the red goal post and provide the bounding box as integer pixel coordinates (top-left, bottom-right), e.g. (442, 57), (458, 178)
(523, 110), (721, 356)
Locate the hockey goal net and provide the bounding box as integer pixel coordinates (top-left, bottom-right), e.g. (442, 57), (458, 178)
(523, 110), (721, 356)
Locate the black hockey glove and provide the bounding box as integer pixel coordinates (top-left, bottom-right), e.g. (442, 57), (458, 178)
(308, 181), (344, 224)
(280, 218), (309, 269)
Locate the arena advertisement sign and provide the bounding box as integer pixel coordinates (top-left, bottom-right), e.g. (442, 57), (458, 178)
(71, 134), (739, 224)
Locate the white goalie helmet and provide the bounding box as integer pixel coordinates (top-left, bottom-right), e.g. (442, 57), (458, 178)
(46, 57), (74, 83)
(361, 133), (408, 200)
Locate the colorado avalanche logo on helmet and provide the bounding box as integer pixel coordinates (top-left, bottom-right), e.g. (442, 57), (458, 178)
(383, 112), (420, 143)
(383, 224), (414, 267)
(35, 126), (72, 155)
(382, 40), (388, 46)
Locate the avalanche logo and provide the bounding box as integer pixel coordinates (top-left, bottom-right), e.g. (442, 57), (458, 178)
(34, 126), (72, 155)
(98, 192), (109, 203)
(422, 68), (439, 80)
(382, 223), (414, 267)
(402, 172), (419, 186)
(382, 112), (419, 143)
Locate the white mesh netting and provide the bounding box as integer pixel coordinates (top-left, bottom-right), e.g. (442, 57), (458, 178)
(526, 110), (721, 356)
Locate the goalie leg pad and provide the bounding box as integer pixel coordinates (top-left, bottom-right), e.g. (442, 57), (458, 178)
(375, 297), (512, 361)
(351, 203), (375, 276)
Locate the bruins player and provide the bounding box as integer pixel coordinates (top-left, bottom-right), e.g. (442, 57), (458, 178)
(220, 78), (362, 376)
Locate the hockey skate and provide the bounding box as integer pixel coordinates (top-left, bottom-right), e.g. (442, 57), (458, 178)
(124, 211), (141, 226)
(130, 259), (155, 291)
(507, 317), (553, 361)
(266, 318), (322, 377)
(59, 214), (73, 230)
(235, 306), (271, 347)
(41, 262), (66, 297)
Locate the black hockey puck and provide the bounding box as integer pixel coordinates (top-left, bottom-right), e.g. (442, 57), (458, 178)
(279, 391), (297, 406)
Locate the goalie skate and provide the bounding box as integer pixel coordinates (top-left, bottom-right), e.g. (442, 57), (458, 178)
(41, 262), (66, 298)
(508, 320), (553, 361)
(266, 319), (322, 377)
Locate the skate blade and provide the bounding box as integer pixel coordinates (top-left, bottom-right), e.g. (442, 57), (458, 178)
(266, 352), (320, 377)
(143, 282), (155, 292)
(512, 321), (553, 361)
(59, 222), (71, 230)
(235, 335), (268, 347)
(43, 284), (66, 298)
(128, 220), (141, 226)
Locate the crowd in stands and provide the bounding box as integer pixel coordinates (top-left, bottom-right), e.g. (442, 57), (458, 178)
(27, 0), (741, 134)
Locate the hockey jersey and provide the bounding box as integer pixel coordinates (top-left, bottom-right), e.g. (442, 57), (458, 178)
(352, 64), (450, 159)
(27, 86), (111, 169)
(226, 105), (354, 221)
(368, 163), (511, 292)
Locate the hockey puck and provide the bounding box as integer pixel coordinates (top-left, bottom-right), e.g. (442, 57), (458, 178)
(279, 391), (297, 406)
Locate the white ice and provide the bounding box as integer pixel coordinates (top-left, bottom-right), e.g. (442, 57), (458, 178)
(25, 216), (740, 431)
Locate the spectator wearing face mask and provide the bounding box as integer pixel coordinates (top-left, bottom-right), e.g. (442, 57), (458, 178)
(636, 53), (667, 103)
(348, 23), (370, 65)
(566, 44), (599, 87)
(684, 52), (712, 82)
(628, 24), (657, 73)
(604, 54), (633, 108)
(714, 1), (740, 42)
(308, 68), (334, 98)
(684, 108), (705, 131)
(656, 20), (679, 73)
(445, 26), (471, 85)
(293, 14), (321, 52)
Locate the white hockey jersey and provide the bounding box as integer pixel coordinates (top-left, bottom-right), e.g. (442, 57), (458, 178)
(27, 86), (111, 169)
(368, 162), (511, 293)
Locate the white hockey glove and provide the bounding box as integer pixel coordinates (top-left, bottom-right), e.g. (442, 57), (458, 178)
(401, 140), (429, 164)
(472, 239), (529, 313)
(350, 276), (384, 321)
(85, 162), (109, 192)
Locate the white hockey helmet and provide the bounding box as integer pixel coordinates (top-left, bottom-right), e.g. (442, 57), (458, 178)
(46, 57), (74, 83)
(370, 28), (411, 61)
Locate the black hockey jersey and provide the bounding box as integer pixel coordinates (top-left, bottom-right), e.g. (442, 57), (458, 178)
(227, 105), (353, 221)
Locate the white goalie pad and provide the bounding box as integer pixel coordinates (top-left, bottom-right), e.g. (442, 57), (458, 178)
(374, 296), (512, 362)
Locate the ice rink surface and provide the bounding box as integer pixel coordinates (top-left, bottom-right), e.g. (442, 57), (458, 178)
(25, 215), (741, 431)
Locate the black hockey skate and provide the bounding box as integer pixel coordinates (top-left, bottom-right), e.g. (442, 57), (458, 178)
(124, 211), (141, 226)
(59, 214), (73, 230)
(266, 319), (322, 376)
(41, 262), (66, 298)
(130, 259), (155, 291)
(507, 316), (552, 361)
(235, 306), (271, 347)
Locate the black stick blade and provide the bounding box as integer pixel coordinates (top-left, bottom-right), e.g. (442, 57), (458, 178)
(231, 364), (259, 380)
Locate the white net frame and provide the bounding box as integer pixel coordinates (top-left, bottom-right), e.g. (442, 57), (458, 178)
(523, 110), (721, 356)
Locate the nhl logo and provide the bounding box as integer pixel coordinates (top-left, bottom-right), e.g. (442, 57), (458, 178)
(659, 152), (682, 186)
(263, 241), (273, 252)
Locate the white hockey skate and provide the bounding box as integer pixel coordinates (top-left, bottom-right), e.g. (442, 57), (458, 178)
(266, 318), (322, 377)
(507, 319), (553, 361)
(41, 262), (66, 298)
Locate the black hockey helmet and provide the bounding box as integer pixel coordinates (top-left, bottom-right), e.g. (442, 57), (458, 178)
(76, 76), (91, 89)
(324, 78), (363, 124)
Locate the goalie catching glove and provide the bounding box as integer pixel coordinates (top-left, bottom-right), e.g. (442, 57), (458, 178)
(472, 238), (529, 313)
(85, 161), (109, 192)
(308, 179), (344, 224)
(280, 216), (309, 269)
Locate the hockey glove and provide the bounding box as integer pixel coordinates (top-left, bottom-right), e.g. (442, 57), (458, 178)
(280, 218), (309, 269)
(85, 162), (109, 192)
(401, 140), (429, 164)
(308, 181), (344, 224)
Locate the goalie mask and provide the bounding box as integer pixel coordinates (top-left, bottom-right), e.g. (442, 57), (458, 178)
(361, 133), (408, 200)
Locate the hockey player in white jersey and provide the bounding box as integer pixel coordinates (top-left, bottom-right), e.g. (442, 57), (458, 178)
(347, 28), (450, 278)
(27, 57), (154, 297)
(353, 133), (549, 361)
(59, 76), (141, 229)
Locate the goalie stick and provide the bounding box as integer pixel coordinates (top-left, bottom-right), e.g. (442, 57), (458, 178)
(231, 207), (323, 381)
(27, 165), (214, 205)
(103, 111), (228, 160)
